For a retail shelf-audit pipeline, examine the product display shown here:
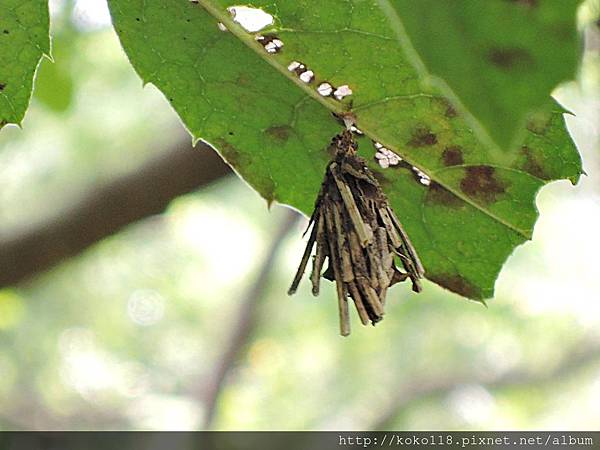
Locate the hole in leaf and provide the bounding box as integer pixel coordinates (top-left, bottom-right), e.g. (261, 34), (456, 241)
(217, 22), (228, 32)
(349, 125), (363, 135)
(256, 35), (284, 53)
(227, 6), (274, 32)
(288, 61), (304, 72)
(299, 70), (314, 83)
(412, 167), (431, 186)
(333, 85), (352, 100)
(317, 82), (333, 97)
(375, 147), (402, 169)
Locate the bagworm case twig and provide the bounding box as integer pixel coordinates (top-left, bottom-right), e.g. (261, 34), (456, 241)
(288, 128), (424, 336)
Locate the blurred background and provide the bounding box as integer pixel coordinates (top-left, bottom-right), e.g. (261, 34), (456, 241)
(0, 0), (599, 431)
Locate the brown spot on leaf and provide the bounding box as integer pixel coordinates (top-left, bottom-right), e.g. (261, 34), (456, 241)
(237, 74), (250, 86)
(261, 179), (277, 207)
(408, 126), (438, 147)
(216, 138), (244, 167)
(434, 97), (459, 118)
(552, 23), (576, 41)
(216, 138), (276, 204)
(265, 125), (293, 142)
(526, 117), (549, 135)
(445, 104), (458, 118)
(372, 169), (391, 189)
(442, 98), (459, 118)
(425, 182), (463, 208)
(488, 47), (534, 70)
(505, 0), (538, 7)
(428, 273), (482, 299)
(460, 166), (507, 204)
(520, 146), (549, 180)
(442, 146), (464, 166)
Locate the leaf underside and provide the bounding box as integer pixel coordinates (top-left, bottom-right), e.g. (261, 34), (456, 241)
(0, 0), (50, 129)
(107, 0), (582, 300)
(387, 0), (582, 151)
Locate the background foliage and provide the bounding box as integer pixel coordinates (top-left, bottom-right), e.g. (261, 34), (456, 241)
(0, 0), (598, 430)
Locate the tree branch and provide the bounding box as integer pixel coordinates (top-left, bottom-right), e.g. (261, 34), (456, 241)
(0, 138), (232, 287)
(199, 209), (301, 429)
(370, 338), (600, 430)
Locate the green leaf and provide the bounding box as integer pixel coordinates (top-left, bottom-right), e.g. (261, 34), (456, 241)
(384, 0), (581, 151)
(0, 0), (50, 129)
(107, 0), (581, 300)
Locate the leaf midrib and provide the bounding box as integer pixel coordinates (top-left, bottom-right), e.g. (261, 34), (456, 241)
(196, 0), (532, 240)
